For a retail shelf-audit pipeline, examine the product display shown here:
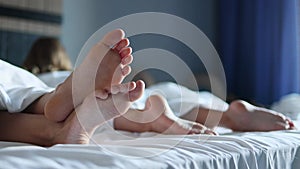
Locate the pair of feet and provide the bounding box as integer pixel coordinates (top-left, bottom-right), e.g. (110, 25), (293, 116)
(43, 29), (145, 144)
(54, 94), (295, 144)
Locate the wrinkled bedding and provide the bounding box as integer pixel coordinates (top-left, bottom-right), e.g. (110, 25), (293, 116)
(0, 122), (299, 169)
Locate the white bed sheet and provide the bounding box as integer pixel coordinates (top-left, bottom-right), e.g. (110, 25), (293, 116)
(0, 121), (299, 169)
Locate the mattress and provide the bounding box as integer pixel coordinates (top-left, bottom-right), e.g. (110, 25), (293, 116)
(0, 121), (299, 169)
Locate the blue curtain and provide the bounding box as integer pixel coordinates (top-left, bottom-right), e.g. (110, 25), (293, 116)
(219, 0), (300, 105)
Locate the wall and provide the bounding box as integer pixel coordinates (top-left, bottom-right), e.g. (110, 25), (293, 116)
(62, 0), (219, 89)
(0, 0), (62, 66)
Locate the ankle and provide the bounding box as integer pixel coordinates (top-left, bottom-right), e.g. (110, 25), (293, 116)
(219, 110), (234, 128)
(41, 122), (62, 146)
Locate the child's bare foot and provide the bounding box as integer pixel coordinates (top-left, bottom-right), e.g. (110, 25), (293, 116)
(223, 100), (295, 131)
(45, 29), (133, 122)
(116, 95), (216, 135)
(53, 80), (145, 144)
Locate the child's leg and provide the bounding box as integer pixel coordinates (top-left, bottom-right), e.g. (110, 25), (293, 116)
(0, 111), (61, 147)
(114, 95), (216, 135)
(44, 29), (133, 122)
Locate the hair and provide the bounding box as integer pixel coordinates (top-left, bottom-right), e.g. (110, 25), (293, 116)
(23, 37), (72, 74)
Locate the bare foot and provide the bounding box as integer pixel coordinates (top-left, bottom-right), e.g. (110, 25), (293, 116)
(53, 80), (145, 144)
(116, 95), (216, 135)
(223, 100), (295, 131)
(45, 29), (133, 122)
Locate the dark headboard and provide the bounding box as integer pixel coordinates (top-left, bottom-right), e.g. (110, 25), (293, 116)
(0, 0), (62, 66)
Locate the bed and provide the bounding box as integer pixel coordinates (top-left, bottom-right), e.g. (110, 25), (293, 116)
(1, 61), (299, 168)
(0, 121), (299, 169)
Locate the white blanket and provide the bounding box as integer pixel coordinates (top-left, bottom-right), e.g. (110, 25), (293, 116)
(0, 60), (53, 112)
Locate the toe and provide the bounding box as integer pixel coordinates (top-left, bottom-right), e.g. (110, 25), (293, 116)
(204, 128), (218, 135)
(111, 82), (136, 94)
(272, 121), (289, 130)
(119, 47), (132, 58)
(287, 119), (296, 129)
(121, 81), (136, 92)
(129, 80), (145, 101)
(100, 29), (125, 47)
(114, 38), (129, 51)
(121, 55), (133, 65)
(121, 65), (131, 76)
(189, 123), (217, 135)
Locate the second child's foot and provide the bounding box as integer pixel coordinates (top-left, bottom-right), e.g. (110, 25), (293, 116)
(145, 95), (216, 135)
(45, 29), (133, 122)
(223, 100), (295, 131)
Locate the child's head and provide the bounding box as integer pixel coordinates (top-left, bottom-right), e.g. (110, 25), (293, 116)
(23, 37), (72, 74)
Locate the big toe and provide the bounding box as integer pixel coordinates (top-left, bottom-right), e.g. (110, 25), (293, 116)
(129, 80), (145, 102)
(101, 29), (125, 47)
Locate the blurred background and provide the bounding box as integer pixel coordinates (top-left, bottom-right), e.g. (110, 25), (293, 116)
(0, 0), (299, 106)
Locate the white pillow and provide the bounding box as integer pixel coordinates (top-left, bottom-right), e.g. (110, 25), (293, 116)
(38, 71), (71, 88)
